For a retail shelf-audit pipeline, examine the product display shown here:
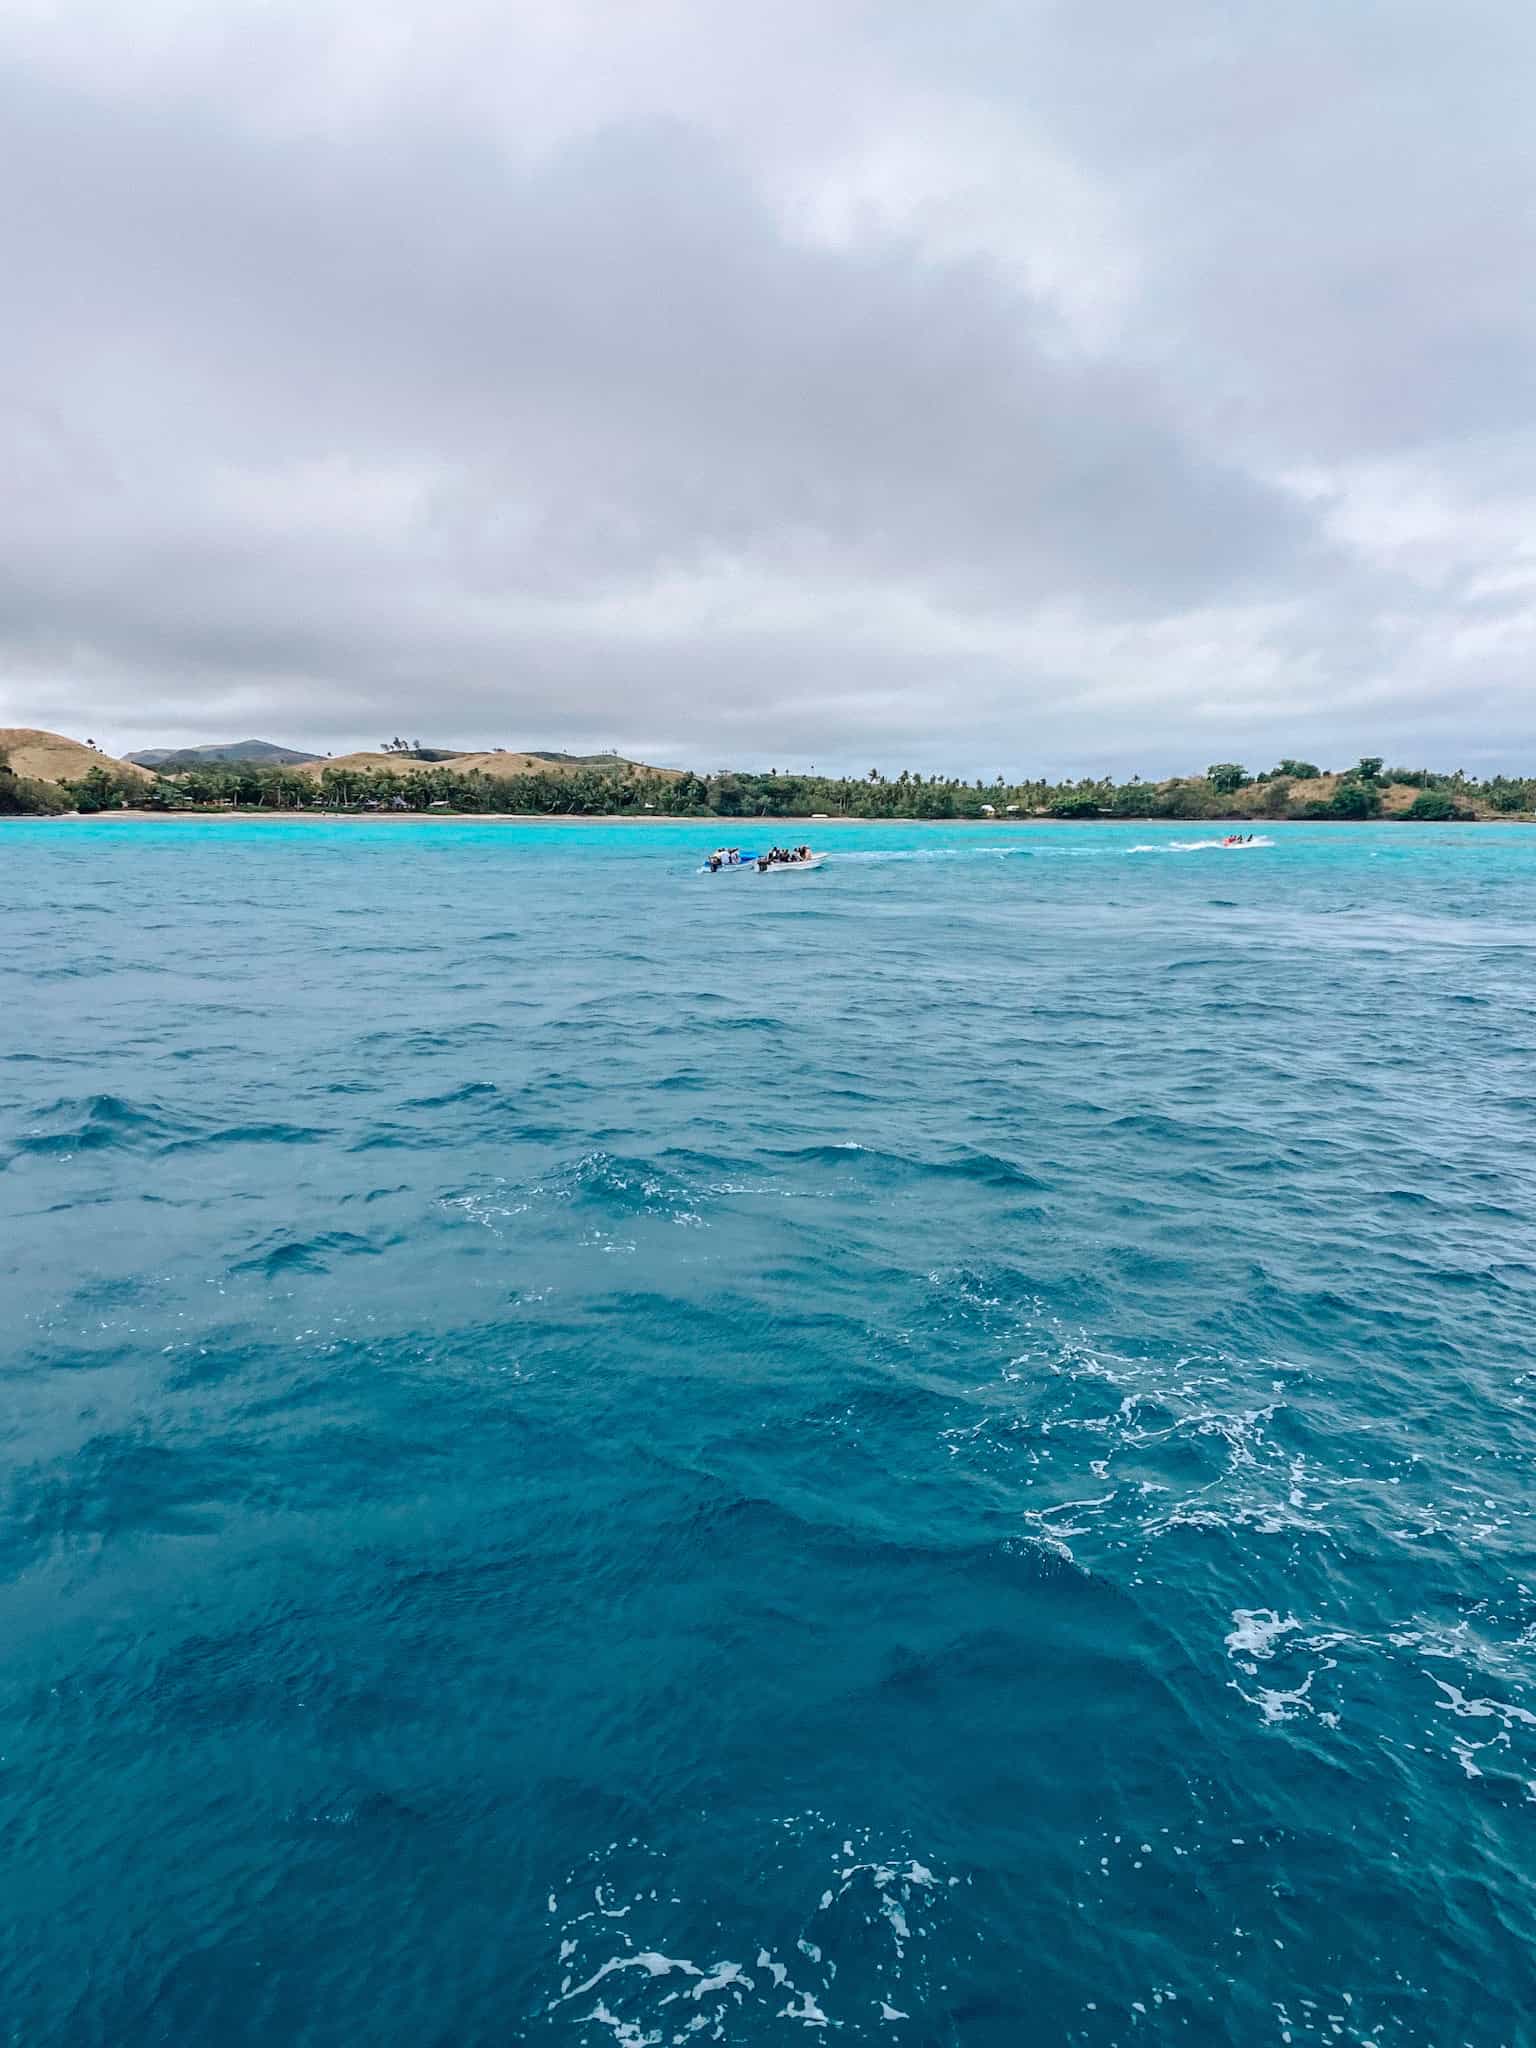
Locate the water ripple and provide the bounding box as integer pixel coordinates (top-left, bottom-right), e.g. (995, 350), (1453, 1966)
(2, 818), (1534, 2045)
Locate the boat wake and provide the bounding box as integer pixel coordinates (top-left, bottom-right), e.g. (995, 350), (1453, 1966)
(1130, 836), (1274, 854)
(829, 845), (1030, 864)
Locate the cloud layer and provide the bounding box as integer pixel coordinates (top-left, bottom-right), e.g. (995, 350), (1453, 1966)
(3, 0), (1534, 772)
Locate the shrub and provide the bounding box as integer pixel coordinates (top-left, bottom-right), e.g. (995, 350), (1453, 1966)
(1328, 781), (1381, 819)
(0, 753), (69, 815)
(1253, 778), (1292, 818)
(1485, 780), (1532, 813)
(1163, 789), (1212, 819)
(1110, 783), (1158, 817)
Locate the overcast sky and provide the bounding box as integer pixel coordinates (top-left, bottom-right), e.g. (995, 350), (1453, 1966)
(3, 0), (1533, 775)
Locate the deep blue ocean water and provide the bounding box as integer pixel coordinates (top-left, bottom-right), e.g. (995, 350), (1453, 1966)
(3, 817), (1534, 2046)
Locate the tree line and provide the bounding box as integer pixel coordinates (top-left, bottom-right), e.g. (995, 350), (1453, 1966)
(3, 749), (1534, 820)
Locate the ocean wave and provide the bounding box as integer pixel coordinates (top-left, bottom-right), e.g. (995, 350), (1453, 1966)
(441, 1151), (708, 1235)
(5, 1094), (330, 1163)
(402, 1081), (501, 1108)
(8, 1092), (196, 1158)
(230, 1229), (391, 1278)
(647, 1012), (784, 1036)
(162, 1120), (327, 1152)
(774, 1142), (1047, 1192)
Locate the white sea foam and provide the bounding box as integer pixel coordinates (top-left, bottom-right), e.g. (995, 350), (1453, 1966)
(1222, 1609), (1342, 1725)
(578, 2001), (658, 2046)
(544, 1828), (952, 2039)
(1129, 835), (1273, 853)
(1235, 1671), (1316, 1724)
(1450, 1736), (1486, 1779)
(1225, 1609), (1302, 1668)
(780, 1990), (830, 2025)
(1433, 1679), (1536, 1727)
(831, 844), (1029, 864)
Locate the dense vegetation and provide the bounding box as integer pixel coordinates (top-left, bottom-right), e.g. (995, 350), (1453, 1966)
(0, 751), (79, 816)
(4, 749), (1534, 821)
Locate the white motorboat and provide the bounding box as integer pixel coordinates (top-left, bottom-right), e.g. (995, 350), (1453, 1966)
(756, 852), (826, 873)
(702, 848), (758, 873)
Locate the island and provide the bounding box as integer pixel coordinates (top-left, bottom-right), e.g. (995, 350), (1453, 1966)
(2, 728), (1529, 822)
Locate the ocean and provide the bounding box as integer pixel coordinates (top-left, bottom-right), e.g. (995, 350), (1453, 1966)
(2, 817), (1533, 2046)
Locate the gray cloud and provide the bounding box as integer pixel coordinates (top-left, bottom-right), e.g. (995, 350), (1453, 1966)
(2, 0), (1533, 773)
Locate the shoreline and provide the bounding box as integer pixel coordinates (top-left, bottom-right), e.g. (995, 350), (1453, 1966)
(61, 809), (1052, 826)
(13, 808), (1525, 827)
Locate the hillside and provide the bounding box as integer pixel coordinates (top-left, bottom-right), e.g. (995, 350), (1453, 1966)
(128, 740), (321, 767)
(0, 728), (153, 785)
(294, 749), (680, 781)
(1279, 774), (1446, 816)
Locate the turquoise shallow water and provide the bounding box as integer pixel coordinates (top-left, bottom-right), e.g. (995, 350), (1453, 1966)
(3, 817), (1534, 2045)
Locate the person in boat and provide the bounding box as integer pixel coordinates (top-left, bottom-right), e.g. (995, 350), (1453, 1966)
(707, 852), (722, 872)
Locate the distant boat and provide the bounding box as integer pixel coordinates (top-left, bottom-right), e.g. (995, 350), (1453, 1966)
(756, 852), (826, 873)
(703, 846), (826, 874)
